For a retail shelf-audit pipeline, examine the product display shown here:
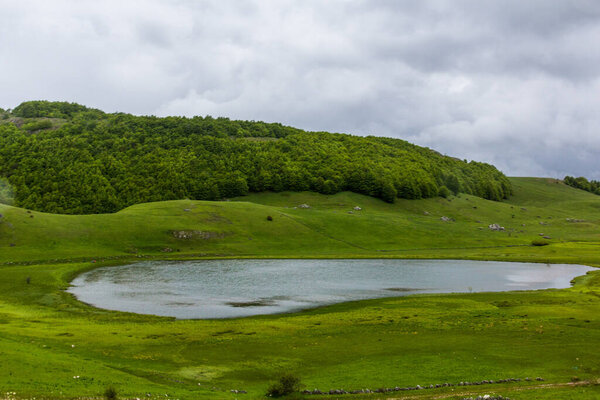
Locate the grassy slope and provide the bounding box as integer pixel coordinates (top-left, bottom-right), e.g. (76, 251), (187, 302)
(0, 177), (599, 399)
(1, 177), (599, 263)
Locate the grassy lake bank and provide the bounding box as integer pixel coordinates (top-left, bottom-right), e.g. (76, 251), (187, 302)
(0, 177), (599, 399)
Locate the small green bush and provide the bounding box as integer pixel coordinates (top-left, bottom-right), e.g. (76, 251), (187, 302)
(438, 185), (451, 198)
(266, 373), (302, 397)
(104, 386), (118, 400)
(267, 215), (273, 221)
(531, 239), (550, 246)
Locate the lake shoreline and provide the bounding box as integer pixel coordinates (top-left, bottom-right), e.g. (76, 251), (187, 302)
(68, 259), (595, 319)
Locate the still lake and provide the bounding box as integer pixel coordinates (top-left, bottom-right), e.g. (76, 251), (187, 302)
(68, 259), (593, 319)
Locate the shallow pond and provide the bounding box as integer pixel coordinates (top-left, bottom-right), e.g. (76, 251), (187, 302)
(68, 259), (593, 319)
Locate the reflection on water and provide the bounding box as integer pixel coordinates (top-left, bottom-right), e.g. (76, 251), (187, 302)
(68, 259), (594, 319)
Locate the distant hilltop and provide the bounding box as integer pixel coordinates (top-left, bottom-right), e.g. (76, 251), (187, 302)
(0, 100), (512, 214)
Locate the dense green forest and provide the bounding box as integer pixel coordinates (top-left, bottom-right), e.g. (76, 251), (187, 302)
(564, 175), (600, 195)
(0, 101), (512, 214)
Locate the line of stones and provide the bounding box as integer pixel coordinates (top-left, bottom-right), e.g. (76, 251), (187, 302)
(302, 377), (544, 396)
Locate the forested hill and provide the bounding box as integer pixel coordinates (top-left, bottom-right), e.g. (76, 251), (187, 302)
(0, 101), (512, 214)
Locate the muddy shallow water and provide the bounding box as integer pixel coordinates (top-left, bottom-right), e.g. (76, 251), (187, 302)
(68, 259), (593, 319)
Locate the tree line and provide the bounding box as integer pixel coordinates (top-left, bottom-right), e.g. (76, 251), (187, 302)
(0, 101), (513, 214)
(564, 176), (600, 195)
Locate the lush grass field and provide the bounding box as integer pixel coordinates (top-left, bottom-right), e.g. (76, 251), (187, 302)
(0, 177), (599, 399)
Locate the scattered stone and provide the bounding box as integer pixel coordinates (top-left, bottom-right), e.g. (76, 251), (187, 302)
(298, 203), (311, 209)
(488, 224), (505, 231)
(353, 206), (362, 211)
(543, 236), (551, 239)
(539, 233), (545, 236)
(303, 377), (539, 396)
(183, 208), (191, 212)
(423, 211), (430, 215)
(161, 247), (173, 252)
(566, 218), (585, 223)
(9, 243), (15, 247)
(441, 216), (454, 222)
(171, 230), (226, 240)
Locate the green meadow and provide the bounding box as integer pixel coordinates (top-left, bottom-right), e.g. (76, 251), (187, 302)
(0, 177), (599, 399)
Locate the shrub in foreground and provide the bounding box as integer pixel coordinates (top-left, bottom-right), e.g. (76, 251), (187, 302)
(104, 386), (118, 400)
(266, 373), (302, 397)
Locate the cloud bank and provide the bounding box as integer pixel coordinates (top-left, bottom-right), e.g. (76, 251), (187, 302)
(1, 0), (599, 178)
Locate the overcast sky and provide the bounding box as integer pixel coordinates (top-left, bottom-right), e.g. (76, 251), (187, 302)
(1, 1), (599, 178)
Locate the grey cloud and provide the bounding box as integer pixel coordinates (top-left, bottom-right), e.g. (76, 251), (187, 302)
(1, 0), (599, 179)
(137, 22), (174, 48)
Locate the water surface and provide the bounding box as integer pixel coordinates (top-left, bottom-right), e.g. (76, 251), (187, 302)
(68, 259), (593, 319)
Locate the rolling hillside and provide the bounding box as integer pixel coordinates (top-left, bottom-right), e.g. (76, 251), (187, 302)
(1, 177), (598, 265)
